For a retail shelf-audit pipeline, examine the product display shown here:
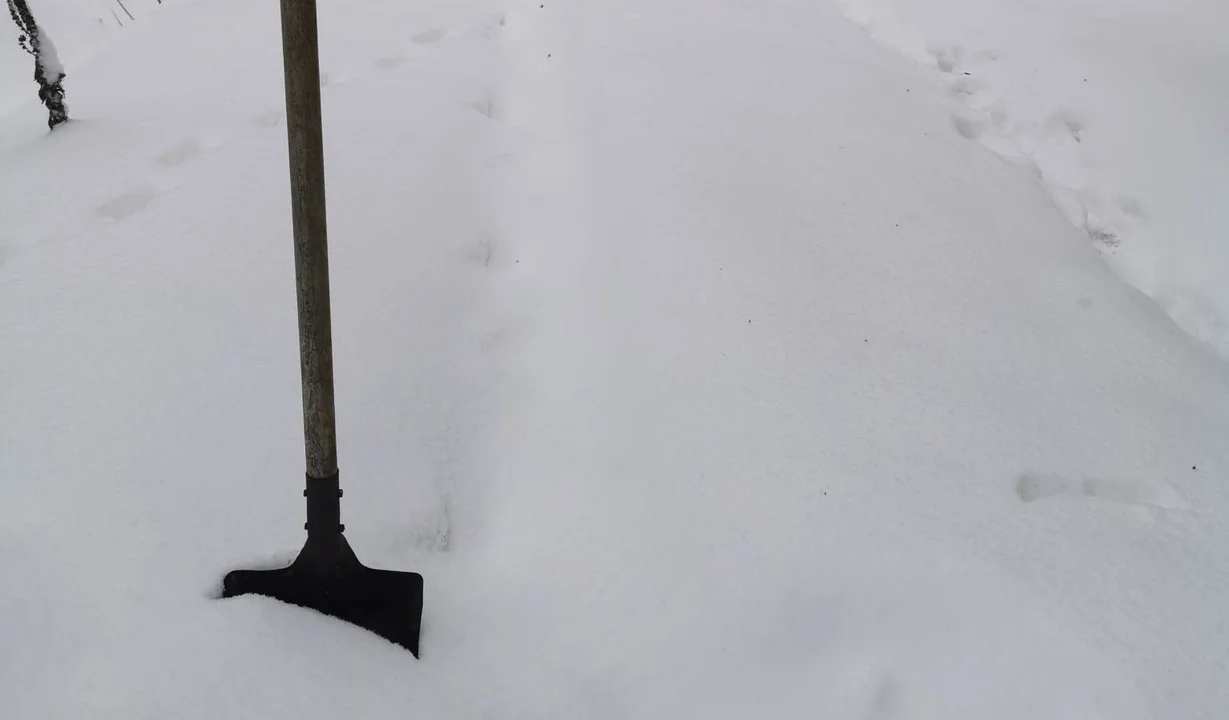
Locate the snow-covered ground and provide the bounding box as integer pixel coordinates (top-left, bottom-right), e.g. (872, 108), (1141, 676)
(838, 0), (1229, 355)
(3, 1), (1228, 718)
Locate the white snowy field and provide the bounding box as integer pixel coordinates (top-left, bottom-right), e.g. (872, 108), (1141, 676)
(2, 1), (1228, 719)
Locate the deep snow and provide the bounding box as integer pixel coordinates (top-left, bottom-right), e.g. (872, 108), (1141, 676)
(2, 0), (1228, 719)
(837, 0), (1229, 356)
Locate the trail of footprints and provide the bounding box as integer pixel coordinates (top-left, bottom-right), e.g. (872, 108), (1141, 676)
(1015, 471), (1188, 513)
(63, 6), (1193, 545)
(931, 43), (1146, 252)
(91, 23), (455, 225)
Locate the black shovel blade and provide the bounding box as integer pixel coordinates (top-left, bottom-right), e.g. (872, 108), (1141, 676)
(223, 534), (423, 656)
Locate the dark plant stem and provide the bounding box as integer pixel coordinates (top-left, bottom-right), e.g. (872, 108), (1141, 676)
(8, 0), (69, 130)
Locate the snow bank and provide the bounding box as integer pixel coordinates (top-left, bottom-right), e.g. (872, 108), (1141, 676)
(837, 0), (1229, 357)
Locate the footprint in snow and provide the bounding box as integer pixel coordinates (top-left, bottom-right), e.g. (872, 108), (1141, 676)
(371, 28), (447, 72)
(155, 138), (201, 168)
(862, 672), (902, 719)
(481, 12), (508, 39)
(410, 28), (445, 45)
(951, 114), (984, 140)
(463, 236), (495, 268)
(1048, 109), (1084, 144)
(251, 109), (283, 128)
(1015, 471), (1186, 511)
(319, 71), (354, 87)
(95, 188), (158, 221)
(932, 45), (963, 74)
(469, 95), (499, 120)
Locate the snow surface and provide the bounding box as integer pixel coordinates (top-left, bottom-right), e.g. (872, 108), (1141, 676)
(837, 0), (1229, 356)
(3, 0), (1229, 718)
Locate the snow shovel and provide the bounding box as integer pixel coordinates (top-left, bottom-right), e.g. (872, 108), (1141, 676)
(221, 0), (424, 657)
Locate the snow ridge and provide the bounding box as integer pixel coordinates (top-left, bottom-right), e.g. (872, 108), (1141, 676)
(834, 0), (1215, 354)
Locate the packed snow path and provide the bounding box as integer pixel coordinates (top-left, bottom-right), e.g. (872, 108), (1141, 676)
(2, 1), (1228, 719)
